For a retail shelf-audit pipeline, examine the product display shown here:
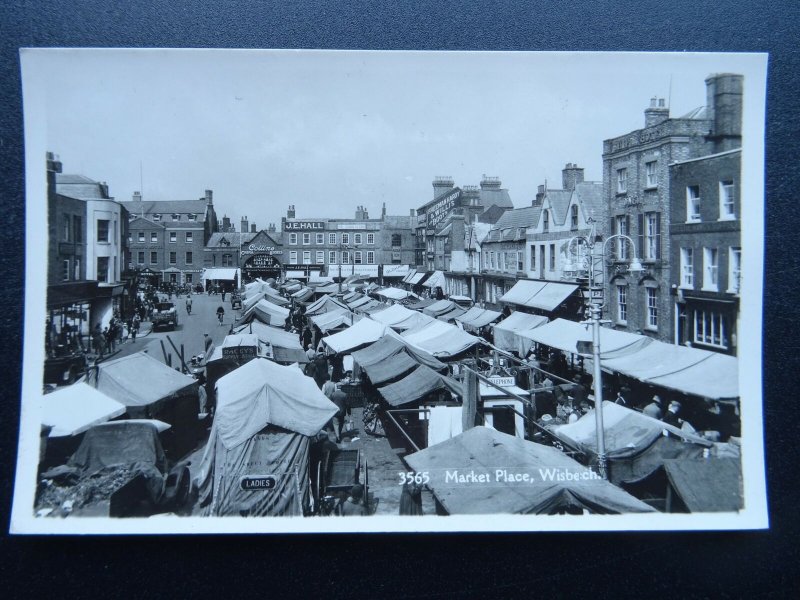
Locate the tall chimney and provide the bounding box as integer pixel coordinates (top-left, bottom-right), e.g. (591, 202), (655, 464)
(382, 202), (386, 219)
(241, 216), (249, 234)
(205, 189), (213, 205)
(705, 73), (743, 152)
(480, 175), (501, 190)
(644, 97), (670, 128)
(251, 223), (257, 233)
(287, 205), (296, 219)
(561, 163), (584, 191)
(433, 176), (455, 199)
(534, 184), (546, 206)
(132, 191), (142, 202)
(222, 215), (231, 231)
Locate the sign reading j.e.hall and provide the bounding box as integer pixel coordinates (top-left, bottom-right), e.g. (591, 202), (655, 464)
(284, 221), (325, 230)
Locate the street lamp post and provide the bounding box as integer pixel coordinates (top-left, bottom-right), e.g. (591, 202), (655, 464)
(565, 230), (642, 479)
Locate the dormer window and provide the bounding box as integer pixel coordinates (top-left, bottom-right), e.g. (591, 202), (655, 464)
(172, 214), (180, 221)
(188, 213), (197, 221)
(153, 214), (161, 222)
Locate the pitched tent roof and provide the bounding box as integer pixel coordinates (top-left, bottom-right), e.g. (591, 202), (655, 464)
(92, 352), (198, 418)
(454, 307), (502, 331)
(361, 351), (419, 386)
(405, 426), (656, 515)
(500, 280), (580, 312)
(409, 272), (428, 285)
(492, 312), (549, 356)
(391, 311), (436, 331)
(309, 309), (353, 333)
(375, 287), (417, 301)
(322, 318), (388, 354)
(522, 318), (652, 360)
(401, 320), (481, 358)
(376, 365), (462, 407)
(291, 287), (314, 301)
(370, 304), (416, 327)
(262, 286), (290, 306)
(243, 299), (290, 326)
(234, 321), (309, 364)
(214, 359), (338, 447)
(350, 334), (446, 372)
(552, 402), (710, 485)
(663, 458), (743, 512)
(305, 294), (349, 316)
(422, 299), (460, 317)
(41, 383), (126, 437)
(601, 341), (739, 401)
(422, 270), (446, 288)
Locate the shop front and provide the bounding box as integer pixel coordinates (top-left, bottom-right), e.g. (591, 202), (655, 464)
(242, 253), (282, 283)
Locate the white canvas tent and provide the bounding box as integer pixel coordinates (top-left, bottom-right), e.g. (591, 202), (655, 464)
(41, 383), (126, 437)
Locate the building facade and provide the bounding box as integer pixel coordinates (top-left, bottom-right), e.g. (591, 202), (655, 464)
(670, 149), (741, 355)
(123, 189), (218, 287)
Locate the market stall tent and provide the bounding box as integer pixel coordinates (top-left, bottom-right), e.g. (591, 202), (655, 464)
(234, 321), (309, 364)
(600, 340), (739, 401)
(500, 280), (579, 312)
(375, 287), (418, 301)
(401, 319), (481, 358)
(41, 382), (126, 437)
(376, 364), (462, 407)
(304, 294), (349, 316)
(492, 312), (549, 356)
(350, 334), (446, 372)
(521, 318), (652, 359)
(322, 317), (388, 354)
(552, 402), (711, 485)
(309, 309), (353, 333)
(454, 307), (502, 331)
(662, 457), (743, 512)
(242, 298), (290, 327)
(195, 359), (338, 516)
(405, 426), (656, 515)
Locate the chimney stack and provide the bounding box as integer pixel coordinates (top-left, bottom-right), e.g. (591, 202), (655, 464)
(480, 175), (501, 190)
(705, 73), (743, 152)
(644, 96), (670, 128)
(268, 223), (276, 233)
(251, 223), (257, 233)
(382, 202), (386, 220)
(287, 205), (296, 219)
(561, 163), (584, 191)
(241, 216), (249, 234)
(132, 191), (142, 202)
(433, 176), (455, 199)
(205, 189), (213, 205)
(222, 215), (231, 231)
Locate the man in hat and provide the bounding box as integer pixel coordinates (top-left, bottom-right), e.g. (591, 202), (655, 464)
(643, 395), (663, 419)
(339, 484), (368, 516)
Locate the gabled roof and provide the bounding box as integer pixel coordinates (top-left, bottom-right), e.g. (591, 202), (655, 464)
(206, 232), (257, 248)
(477, 204), (510, 224)
(572, 181), (604, 223)
(128, 215), (166, 229)
(492, 206), (541, 231)
(480, 186), (513, 209)
(542, 189), (573, 226)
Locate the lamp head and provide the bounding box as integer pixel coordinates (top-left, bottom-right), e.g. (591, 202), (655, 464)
(629, 257), (644, 273)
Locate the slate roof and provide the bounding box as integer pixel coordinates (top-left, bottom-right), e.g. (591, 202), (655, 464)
(383, 215), (413, 229)
(206, 232), (259, 248)
(573, 182), (604, 222)
(478, 204), (510, 224)
(480, 186), (513, 209)
(55, 174), (111, 200)
(122, 199), (209, 217)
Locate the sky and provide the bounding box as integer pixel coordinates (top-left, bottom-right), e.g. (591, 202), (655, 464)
(27, 49), (760, 230)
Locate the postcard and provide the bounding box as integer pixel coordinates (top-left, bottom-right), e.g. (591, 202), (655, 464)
(11, 49), (768, 533)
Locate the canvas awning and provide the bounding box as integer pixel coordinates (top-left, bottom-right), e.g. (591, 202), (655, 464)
(375, 287), (417, 300)
(242, 299), (290, 326)
(435, 305), (467, 322)
(500, 280), (579, 312)
(409, 272), (427, 285)
(41, 383), (126, 437)
(663, 458), (743, 512)
(361, 351), (419, 385)
(552, 402), (711, 485)
(402, 320), (481, 358)
(406, 298), (436, 311)
(492, 312), (549, 356)
(202, 268), (240, 282)
(312, 283), (340, 294)
(348, 296), (373, 309)
(309, 308), (353, 333)
(405, 427), (656, 514)
(369, 304), (416, 327)
(376, 365), (461, 407)
(422, 299), (459, 317)
(353, 300), (385, 313)
(454, 307), (502, 330)
(214, 359), (338, 447)
(305, 294), (349, 316)
(401, 269), (417, 284)
(348, 265), (379, 277)
(291, 287), (314, 301)
(350, 334), (446, 372)
(422, 270), (445, 288)
(234, 321), (309, 364)
(93, 352), (198, 416)
(285, 270), (308, 279)
(391, 311), (436, 331)
(601, 341), (739, 400)
(521, 318), (652, 359)
(322, 318), (388, 354)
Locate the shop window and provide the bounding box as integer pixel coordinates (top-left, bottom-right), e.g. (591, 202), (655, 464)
(694, 310), (727, 349)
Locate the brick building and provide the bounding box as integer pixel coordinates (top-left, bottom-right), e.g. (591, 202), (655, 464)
(670, 148), (741, 355)
(602, 73), (742, 342)
(123, 189), (218, 287)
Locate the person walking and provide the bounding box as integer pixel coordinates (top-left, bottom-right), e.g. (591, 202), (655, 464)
(216, 305), (225, 326)
(131, 314), (141, 342)
(185, 296), (193, 315)
(92, 323), (106, 359)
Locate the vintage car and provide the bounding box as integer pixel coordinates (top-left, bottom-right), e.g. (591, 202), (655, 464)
(151, 301), (179, 330)
(230, 293), (242, 310)
(36, 420), (193, 518)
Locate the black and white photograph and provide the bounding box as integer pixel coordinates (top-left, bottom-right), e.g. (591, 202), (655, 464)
(11, 49), (767, 533)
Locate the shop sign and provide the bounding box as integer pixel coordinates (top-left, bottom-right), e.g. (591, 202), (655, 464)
(244, 254), (280, 269)
(284, 221), (325, 230)
(426, 190), (461, 229)
(488, 376), (516, 387)
(222, 345), (258, 362)
(241, 243), (283, 257)
(239, 475), (277, 491)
